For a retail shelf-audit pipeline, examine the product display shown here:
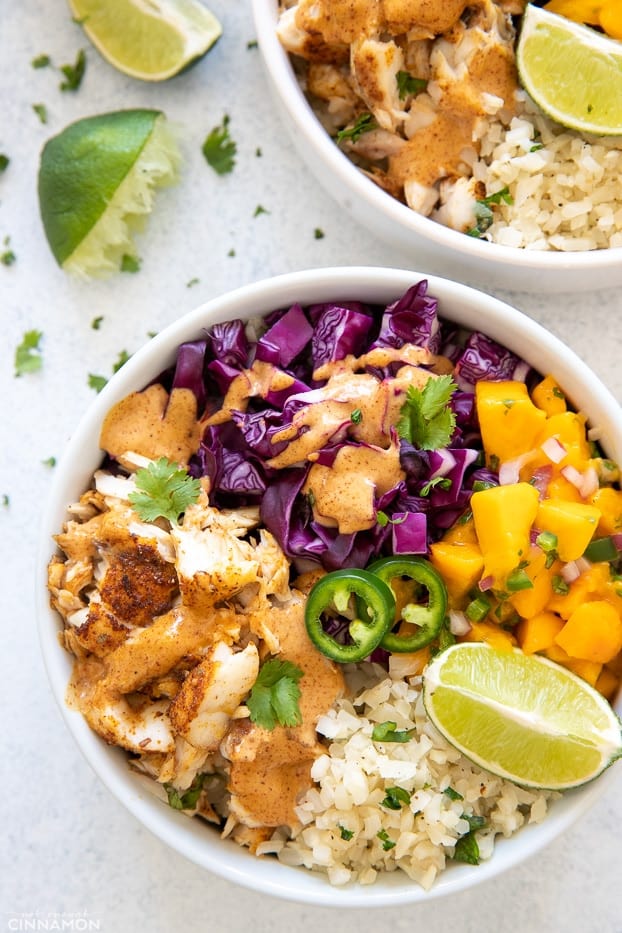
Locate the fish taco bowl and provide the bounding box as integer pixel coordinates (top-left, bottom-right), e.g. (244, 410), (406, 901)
(251, 0), (622, 293)
(37, 267), (622, 906)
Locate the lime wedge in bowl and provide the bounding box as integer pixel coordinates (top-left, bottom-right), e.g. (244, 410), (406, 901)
(423, 642), (622, 790)
(38, 109), (180, 277)
(69, 0), (222, 81)
(517, 3), (622, 135)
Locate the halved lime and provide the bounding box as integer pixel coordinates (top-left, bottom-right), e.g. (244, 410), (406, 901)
(69, 0), (222, 81)
(423, 643), (622, 790)
(38, 109), (180, 277)
(517, 3), (622, 134)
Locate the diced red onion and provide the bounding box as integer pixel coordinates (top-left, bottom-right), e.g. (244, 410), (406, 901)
(560, 561), (581, 583)
(449, 610), (472, 636)
(579, 465), (599, 498)
(561, 464), (584, 490)
(498, 449), (537, 486)
(531, 465), (552, 498)
(575, 556), (592, 574)
(540, 436), (567, 464)
(478, 574), (494, 592)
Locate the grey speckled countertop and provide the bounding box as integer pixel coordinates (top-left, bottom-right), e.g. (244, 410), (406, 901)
(2, 3), (621, 931)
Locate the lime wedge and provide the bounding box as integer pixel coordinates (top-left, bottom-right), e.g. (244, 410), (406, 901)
(38, 109), (180, 277)
(423, 643), (622, 789)
(517, 3), (622, 135)
(69, 0), (222, 81)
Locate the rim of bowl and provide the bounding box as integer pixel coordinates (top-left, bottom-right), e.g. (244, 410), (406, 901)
(251, 0), (622, 275)
(37, 267), (622, 907)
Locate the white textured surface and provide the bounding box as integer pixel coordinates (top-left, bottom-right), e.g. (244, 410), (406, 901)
(1, 2), (621, 931)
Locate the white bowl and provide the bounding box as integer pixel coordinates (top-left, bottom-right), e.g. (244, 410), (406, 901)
(251, 0), (622, 295)
(37, 267), (622, 906)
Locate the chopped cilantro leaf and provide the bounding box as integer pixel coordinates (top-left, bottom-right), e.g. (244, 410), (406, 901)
(42, 456), (57, 468)
(202, 114), (237, 175)
(339, 825), (354, 841)
(120, 254), (140, 273)
(247, 39), (258, 49)
(336, 113), (376, 144)
(420, 476), (452, 496)
(112, 350), (131, 373)
(2, 494), (9, 507)
(530, 142), (544, 152)
(443, 786), (464, 801)
(463, 813), (486, 831)
(59, 49), (86, 91)
(227, 248), (236, 257)
(32, 103), (48, 124)
(350, 408), (362, 424)
(255, 147), (262, 157)
(452, 831), (480, 865)
(247, 658), (303, 731)
(128, 457), (201, 525)
(381, 786), (411, 810)
(371, 721), (413, 743)
(254, 204), (269, 217)
(88, 373), (108, 393)
(186, 277), (200, 288)
(396, 71), (427, 100)
(377, 829), (396, 851)
(314, 227), (325, 239)
(397, 375), (457, 450)
(91, 316), (103, 330)
(467, 186), (513, 237)
(14, 330), (43, 376)
(1, 248), (16, 265)
(163, 774), (206, 810)
(0, 154), (9, 173)
(32, 54), (51, 68)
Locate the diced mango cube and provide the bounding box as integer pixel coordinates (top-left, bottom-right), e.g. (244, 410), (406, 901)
(546, 563), (611, 619)
(475, 381), (546, 465)
(536, 411), (591, 471)
(531, 375), (567, 416)
(595, 666), (621, 701)
(429, 541), (484, 606)
(508, 547), (555, 618)
(471, 482), (540, 585)
(516, 610), (564, 654)
(554, 600), (622, 663)
(464, 621), (516, 652)
(535, 498), (601, 562)
(590, 486), (622, 536)
(543, 643), (602, 685)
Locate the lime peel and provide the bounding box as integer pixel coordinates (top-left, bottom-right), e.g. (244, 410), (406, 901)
(423, 643), (622, 790)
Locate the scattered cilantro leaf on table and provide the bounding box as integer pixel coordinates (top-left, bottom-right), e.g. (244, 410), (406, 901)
(397, 375), (457, 450)
(15, 330), (43, 376)
(128, 458), (201, 524)
(32, 103), (48, 124)
(88, 373), (108, 393)
(42, 456), (57, 468)
(202, 114), (236, 175)
(0, 155), (9, 173)
(1, 247), (16, 265)
(91, 316), (103, 330)
(59, 49), (86, 91)
(32, 54), (51, 68)
(247, 659), (303, 731)
(120, 254), (140, 273)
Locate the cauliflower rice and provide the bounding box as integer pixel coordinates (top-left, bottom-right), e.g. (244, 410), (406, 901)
(262, 664), (555, 888)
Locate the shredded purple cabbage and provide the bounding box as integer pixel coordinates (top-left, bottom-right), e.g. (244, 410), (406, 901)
(178, 281), (531, 571)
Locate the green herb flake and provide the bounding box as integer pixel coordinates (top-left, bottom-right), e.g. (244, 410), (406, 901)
(452, 832), (480, 865)
(202, 114), (237, 175)
(1, 248), (16, 266)
(247, 658), (304, 731)
(377, 829), (396, 851)
(186, 277), (200, 288)
(2, 494), (9, 507)
(88, 373), (108, 393)
(14, 330), (43, 376)
(463, 813), (487, 831)
(350, 408), (363, 424)
(381, 786), (411, 810)
(371, 721), (413, 743)
(247, 39), (258, 49)
(59, 48), (86, 91)
(255, 147), (262, 157)
(0, 154), (9, 173)
(42, 456), (57, 468)
(314, 227), (325, 239)
(163, 773), (206, 811)
(467, 186), (513, 237)
(376, 510), (389, 527)
(254, 204), (269, 217)
(120, 254), (140, 273)
(397, 375), (457, 451)
(32, 54), (51, 68)
(420, 476), (452, 497)
(552, 575), (570, 596)
(128, 457), (201, 525)
(32, 103), (48, 124)
(530, 142), (544, 152)
(396, 70), (427, 100)
(112, 350), (131, 374)
(339, 825), (354, 841)
(91, 316), (103, 330)
(336, 112), (376, 144)
(443, 786), (464, 801)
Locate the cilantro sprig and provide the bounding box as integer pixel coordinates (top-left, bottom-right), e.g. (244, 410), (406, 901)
(247, 658), (303, 731)
(14, 330), (43, 376)
(396, 71), (427, 100)
(467, 186), (513, 238)
(202, 114), (237, 175)
(59, 49), (86, 91)
(128, 457), (201, 524)
(336, 113), (377, 144)
(397, 375), (457, 450)
(163, 773), (206, 810)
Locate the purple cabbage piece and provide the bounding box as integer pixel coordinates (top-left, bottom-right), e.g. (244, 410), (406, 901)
(454, 333), (531, 391)
(171, 340), (207, 413)
(391, 511), (427, 555)
(206, 320), (249, 368)
(371, 280), (441, 353)
(232, 409), (288, 460)
(255, 303), (313, 368)
(427, 448), (479, 508)
(206, 359), (241, 395)
(307, 300), (370, 325)
(311, 306), (374, 370)
(198, 423), (267, 500)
